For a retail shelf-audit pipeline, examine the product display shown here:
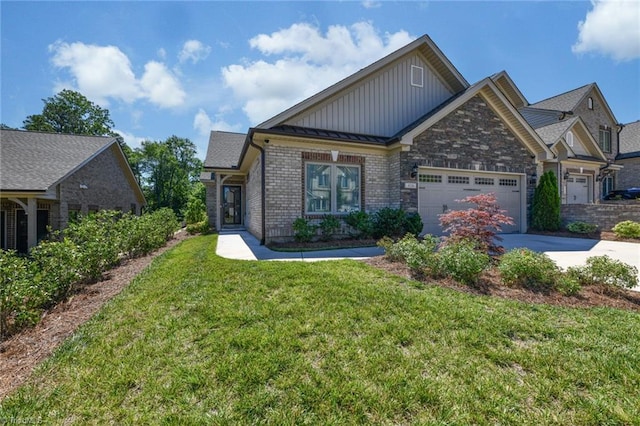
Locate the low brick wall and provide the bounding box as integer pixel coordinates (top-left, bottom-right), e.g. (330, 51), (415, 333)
(561, 202), (640, 231)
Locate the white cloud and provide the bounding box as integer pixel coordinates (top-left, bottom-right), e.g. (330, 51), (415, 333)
(140, 61), (186, 108)
(114, 128), (149, 149)
(193, 108), (242, 135)
(179, 39), (211, 64)
(49, 41), (186, 108)
(572, 0), (640, 61)
(362, 1), (382, 9)
(222, 22), (414, 124)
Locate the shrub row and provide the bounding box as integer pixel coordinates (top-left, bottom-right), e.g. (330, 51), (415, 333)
(380, 235), (638, 294)
(0, 208), (180, 338)
(565, 220), (640, 239)
(293, 208), (423, 243)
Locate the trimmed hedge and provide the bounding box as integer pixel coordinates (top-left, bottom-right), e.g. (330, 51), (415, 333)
(0, 208), (180, 339)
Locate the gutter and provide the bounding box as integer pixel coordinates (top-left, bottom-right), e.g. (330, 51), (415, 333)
(248, 131), (266, 245)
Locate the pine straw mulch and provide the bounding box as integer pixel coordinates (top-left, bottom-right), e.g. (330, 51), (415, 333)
(361, 256), (640, 313)
(0, 230), (193, 400)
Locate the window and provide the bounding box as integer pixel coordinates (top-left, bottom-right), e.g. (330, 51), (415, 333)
(448, 176), (470, 184)
(588, 97), (593, 110)
(306, 163), (360, 214)
(419, 174), (442, 183)
(475, 177), (495, 186)
(599, 126), (611, 153)
(566, 131), (574, 147)
(499, 178), (518, 187)
(602, 176), (614, 198)
(411, 65), (424, 88)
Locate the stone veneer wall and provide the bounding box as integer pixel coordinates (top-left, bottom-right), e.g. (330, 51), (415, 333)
(572, 91), (619, 162)
(58, 145), (142, 229)
(263, 143), (390, 243)
(403, 95), (538, 211)
(561, 202), (640, 231)
(616, 157), (640, 189)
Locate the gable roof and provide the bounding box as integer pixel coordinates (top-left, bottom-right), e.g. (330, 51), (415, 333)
(203, 131), (247, 169)
(533, 116), (606, 162)
(618, 120), (640, 158)
(257, 34), (469, 130)
(1, 129), (119, 191)
(397, 77), (553, 160)
(529, 84), (593, 112)
(490, 71), (528, 109)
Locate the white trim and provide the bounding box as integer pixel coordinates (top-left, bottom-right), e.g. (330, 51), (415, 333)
(411, 65), (424, 88)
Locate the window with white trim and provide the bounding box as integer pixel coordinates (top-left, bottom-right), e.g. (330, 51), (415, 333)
(411, 65), (424, 88)
(599, 126), (611, 153)
(305, 163), (360, 214)
(566, 131), (574, 147)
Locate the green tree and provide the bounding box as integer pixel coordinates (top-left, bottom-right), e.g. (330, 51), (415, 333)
(136, 136), (202, 216)
(23, 89), (116, 136)
(531, 170), (561, 231)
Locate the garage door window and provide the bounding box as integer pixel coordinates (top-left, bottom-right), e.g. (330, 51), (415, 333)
(475, 177), (495, 185)
(499, 178), (518, 186)
(448, 176), (470, 184)
(419, 174), (442, 183)
(306, 163), (360, 214)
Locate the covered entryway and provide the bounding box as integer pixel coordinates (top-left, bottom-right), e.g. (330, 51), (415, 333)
(222, 185), (242, 226)
(417, 168), (524, 235)
(565, 175), (590, 204)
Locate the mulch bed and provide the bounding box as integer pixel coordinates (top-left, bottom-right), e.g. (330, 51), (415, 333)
(0, 230), (193, 400)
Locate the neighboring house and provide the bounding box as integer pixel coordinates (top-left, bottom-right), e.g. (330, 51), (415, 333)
(616, 120), (640, 190)
(521, 83), (624, 200)
(203, 35), (555, 243)
(0, 129), (146, 252)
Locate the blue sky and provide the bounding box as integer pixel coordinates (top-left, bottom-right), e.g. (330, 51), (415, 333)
(2, 1), (639, 159)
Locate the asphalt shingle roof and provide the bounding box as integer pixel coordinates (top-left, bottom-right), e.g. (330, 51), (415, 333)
(619, 120), (640, 155)
(203, 131), (247, 169)
(529, 84), (593, 112)
(533, 117), (577, 146)
(0, 130), (115, 191)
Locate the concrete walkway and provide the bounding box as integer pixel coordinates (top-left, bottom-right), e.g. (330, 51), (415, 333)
(216, 230), (640, 290)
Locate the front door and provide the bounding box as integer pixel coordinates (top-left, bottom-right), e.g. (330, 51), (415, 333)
(16, 209), (49, 253)
(222, 185), (242, 225)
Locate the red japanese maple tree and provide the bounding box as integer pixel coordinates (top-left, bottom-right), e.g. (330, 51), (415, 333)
(438, 193), (515, 254)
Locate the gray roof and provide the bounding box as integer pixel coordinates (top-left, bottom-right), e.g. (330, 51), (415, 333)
(534, 117), (577, 146)
(0, 129), (116, 191)
(529, 84), (593, 112)
(203, 131), (247, 169)
(618, 120), (640, 158)
(519, 106), (565, 129)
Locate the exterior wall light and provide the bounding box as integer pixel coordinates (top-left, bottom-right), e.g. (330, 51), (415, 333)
(411, 163), (418, 179)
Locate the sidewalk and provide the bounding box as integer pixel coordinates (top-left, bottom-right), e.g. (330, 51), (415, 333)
(216, 230), (640, 291)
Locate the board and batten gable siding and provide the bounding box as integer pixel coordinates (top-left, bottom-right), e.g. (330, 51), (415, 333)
(286, 53), (454, 137)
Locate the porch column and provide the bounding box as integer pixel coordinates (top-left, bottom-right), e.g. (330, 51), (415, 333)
(27, 198), (37, 249)
(217, 175), (230, 230)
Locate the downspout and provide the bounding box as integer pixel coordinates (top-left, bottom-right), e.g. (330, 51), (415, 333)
(249, 136), (266, 245)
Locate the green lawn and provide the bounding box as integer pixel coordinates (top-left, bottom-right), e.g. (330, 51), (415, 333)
(2, 234), (639, 424)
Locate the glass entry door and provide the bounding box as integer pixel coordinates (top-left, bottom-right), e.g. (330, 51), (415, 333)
(222, 185), (242, 225)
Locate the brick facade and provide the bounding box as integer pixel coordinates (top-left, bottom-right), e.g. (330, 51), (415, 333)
(262, 143), (390, 243)
(616, 157), (640, 189)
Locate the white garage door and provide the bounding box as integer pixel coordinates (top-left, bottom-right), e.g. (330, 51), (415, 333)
(566, 175), (589, 204)
(418, 168), (523, 235)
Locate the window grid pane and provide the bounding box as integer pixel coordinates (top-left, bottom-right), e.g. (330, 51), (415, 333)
(305, 162), (361, 214)
(336, 166), (360, 213)
(306, 164), (331, 213)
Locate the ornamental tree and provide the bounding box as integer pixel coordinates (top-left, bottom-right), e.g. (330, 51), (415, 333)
(531, 170), (561, 231)
(438, 192), (515, 254)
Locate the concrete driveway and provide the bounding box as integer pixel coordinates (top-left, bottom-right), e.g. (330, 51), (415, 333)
(499, 234), (640, 291)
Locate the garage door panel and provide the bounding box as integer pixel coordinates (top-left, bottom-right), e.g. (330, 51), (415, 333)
(418, 169), (521, 235)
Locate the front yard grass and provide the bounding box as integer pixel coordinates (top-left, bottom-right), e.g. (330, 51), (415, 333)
(1, 234), (639, 424)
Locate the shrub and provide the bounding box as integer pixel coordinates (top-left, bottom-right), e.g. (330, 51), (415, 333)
(567, 256), (638, 290)
(30, 238), (81, 302)
(319, 215), (341, 241)
(566, 221), (598, 234)
(499, 248), (560, 290)
(293, 218), (317, 243)
(371, 208), (423, 239)
(344, 210), (373, 239)
(372, 208), (407, 239)
(379, 234), (440, 277)
(439, 193), (514, 254)
(531, 170), (561, 231)
(0, 250), (39, 337)
(438, 240), (490, 285)
(612, 220), (640, 239)
(555, 275), (582, 296)
(186, 219), (210, 235)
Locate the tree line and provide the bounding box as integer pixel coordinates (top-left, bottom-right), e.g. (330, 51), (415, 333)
(3, 90), (204, 219)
